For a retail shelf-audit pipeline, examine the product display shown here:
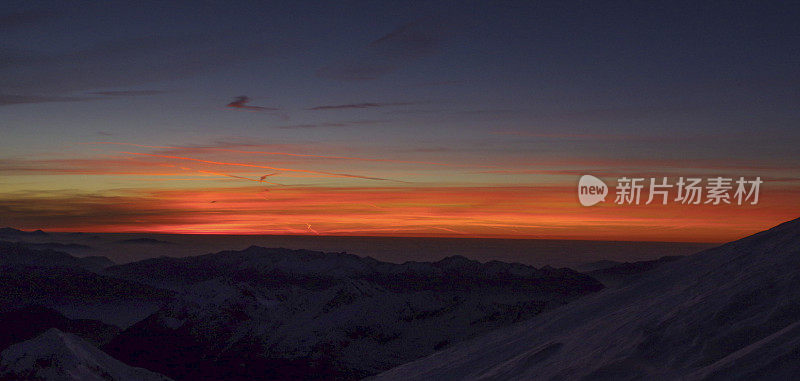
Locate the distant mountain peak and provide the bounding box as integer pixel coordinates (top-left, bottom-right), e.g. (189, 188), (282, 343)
(0, 227), (47, 236)
(0, 240), (112, 271)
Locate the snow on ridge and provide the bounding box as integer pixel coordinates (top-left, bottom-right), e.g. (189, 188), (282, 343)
(0, 328), (171, 381)
(373, 217), (800, 380)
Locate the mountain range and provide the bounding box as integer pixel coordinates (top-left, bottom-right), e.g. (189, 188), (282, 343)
(0, 239), (602, 380)
(103, 247), (602, 379)
(2, 219), (798, 380)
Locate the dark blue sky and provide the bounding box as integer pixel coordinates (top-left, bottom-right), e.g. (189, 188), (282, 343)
(0, 1), (798, 239)
(3, 2), (797, 144)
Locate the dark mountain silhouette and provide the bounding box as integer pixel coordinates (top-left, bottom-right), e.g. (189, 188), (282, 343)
(8, 220), (795, 381)
(0, 241), (108, 271)
(16, 241), (94, 253)
(104, 247), (603, 380)
(0, 242), (173, 327)
(574, 259), (624, 272)
(0, 228), (47, 238)
(115, 238), (173, 245)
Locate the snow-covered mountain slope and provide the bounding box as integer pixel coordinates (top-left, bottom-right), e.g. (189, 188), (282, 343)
(374, 217), (800, 380)
(0, 328), (171, 381)
(104, 248), (603, 380)
(0, 306), (119, 352)
(585, 255), (685, 288)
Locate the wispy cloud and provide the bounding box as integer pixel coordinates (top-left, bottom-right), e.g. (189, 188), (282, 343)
(0, 94), (94, 106)
(225, 96), (288, 119)
(0, 89), (167, 107)
(82, 141), (491, 169)
(306, 102), (412, 110)
(1, 186), (795, 241)
(317, 17), (448, 81)
(87, 90), (167, 96)
(116, 151), (406, 182)
(275, 120), (388, 129)
(0, 151), (406, 185)
(226, 95), (279, 111)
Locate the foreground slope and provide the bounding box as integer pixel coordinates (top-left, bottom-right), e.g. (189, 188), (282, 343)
(0, 306), (119, 352)
(375, 218), (800, 380)
(0, 329), (170, 381)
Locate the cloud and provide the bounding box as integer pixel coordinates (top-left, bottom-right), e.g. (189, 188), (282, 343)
(0, 150), (415, 185)
(117, 151), (406, 182)
(275, 120), (388, 129)
(306, 103), (411, 110)
(276, 123), (344, 129)
(226, 96), (279, 111)
(82, 141), (475, 168)
(225, 96), (288, 119)
(87, 90), (167, 96)
(1, 186), (793, 242)
(0, 89), (166, 107)
(0, 93), (94, 106)
(317, 17), (447, 81)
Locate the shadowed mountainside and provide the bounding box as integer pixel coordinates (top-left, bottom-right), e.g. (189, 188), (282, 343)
(374, 217), (800, 380)
(0, 306), (119, 353)
(0, 329), (171, 381)
(103, 247), (603, 380)
(0, 241), (173, 327)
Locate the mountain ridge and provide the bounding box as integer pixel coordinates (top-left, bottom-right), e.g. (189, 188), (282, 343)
(0, 328), (171, 381)
(103, 246), (603, 379)
(374, 217), (800, 380)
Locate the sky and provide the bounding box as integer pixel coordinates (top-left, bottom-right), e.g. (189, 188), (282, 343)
(1, 1), (798, 242)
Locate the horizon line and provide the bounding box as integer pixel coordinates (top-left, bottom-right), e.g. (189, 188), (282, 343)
(2, 226), (726, 244)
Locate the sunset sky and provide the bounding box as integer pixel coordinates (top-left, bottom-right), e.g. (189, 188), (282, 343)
(1, 1), (798, 242)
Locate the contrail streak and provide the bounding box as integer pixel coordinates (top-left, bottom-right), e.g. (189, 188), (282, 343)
(82, 142), (495, 168)
(116, 151), (405, 182)
(196, 170), (260, 182)
(258, 173), (282, 185)
(175, 167), (285, 187)
(431, 226), (466, 234)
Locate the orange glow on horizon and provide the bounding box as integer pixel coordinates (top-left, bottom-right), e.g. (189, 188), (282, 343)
(3, 142), (798, 244)
(3, 185), (797, 243)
